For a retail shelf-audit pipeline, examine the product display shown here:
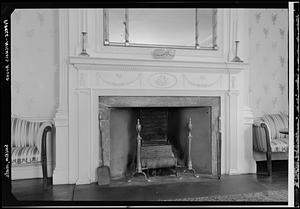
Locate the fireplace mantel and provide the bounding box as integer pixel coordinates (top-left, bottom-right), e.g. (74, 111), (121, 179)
(69, 56), (248, 71)
(52, 9), (255, 185)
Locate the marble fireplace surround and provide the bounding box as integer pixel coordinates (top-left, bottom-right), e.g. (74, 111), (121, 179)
(99, 96), (221, 177)
(51, 56), (256, 185)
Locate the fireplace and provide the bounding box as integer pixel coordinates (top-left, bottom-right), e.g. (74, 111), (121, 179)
(53, 9), (256, 185)
(99, 96), (221, 180)
(52, 59), (257, 185)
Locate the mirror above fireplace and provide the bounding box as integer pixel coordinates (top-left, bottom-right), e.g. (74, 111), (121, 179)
(103, 9), (218, 50)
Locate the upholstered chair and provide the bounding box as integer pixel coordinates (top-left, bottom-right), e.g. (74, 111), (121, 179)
(252, 113), (289, 176)
(11, 117), (53, 188)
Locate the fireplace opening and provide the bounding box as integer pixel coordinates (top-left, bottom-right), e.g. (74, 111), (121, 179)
(109, 106), (211, 180)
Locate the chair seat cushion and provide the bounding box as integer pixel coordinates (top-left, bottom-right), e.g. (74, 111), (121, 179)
(270, 138), (289, 152)
(12, 146), (40, 164)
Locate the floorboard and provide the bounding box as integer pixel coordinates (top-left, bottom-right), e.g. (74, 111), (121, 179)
(10, 171), (288, 203)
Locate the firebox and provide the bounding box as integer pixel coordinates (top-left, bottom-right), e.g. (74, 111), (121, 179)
(99, 96), (221, 180)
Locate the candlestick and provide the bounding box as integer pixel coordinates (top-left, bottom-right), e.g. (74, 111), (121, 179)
(124, 9), (129, 46)
(80, 31), (90, 56)
(231, 40), (243, 62)
(195, 9), (200, 49)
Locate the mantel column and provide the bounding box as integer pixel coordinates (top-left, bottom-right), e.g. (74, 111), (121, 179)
(227, 91), (239, 175)
(53, 9), (70, 185)
(76, 90), (92, 185)
(226, 70), (240, 175)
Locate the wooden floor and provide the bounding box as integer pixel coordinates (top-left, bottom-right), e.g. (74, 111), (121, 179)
(9, 168), (288, 206)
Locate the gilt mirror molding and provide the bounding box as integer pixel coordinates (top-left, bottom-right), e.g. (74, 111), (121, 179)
(103, 8), (218, 50)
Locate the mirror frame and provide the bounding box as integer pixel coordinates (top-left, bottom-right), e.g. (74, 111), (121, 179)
(103, 8), (218, 50)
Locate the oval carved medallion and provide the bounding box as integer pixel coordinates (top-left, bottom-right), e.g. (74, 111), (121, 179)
(149, 73), (177, 88)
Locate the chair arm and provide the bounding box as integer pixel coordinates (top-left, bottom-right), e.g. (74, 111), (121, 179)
(41, 125), (52, 180)
(41, 125), (53, 161)
(35, 122), (53, 152)
(253, 122), (272, 153)
(260, 122), (272, 153)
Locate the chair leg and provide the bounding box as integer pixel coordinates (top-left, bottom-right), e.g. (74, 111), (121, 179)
(41, 129), (48, 189)
(42, 157), (48, 189)
(266, 151), (272, 176)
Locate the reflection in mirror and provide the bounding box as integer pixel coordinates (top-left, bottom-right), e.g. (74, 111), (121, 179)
(104, 8), (217, 50)
(107, 9), (125, 43)
(196, 9), (216, 48)
(129, 9), (195, 46)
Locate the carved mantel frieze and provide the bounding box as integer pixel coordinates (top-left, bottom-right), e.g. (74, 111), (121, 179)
(70, 57), (247, 92)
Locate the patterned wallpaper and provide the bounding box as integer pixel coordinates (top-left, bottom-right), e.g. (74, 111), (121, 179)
(11, 9), (59, 118)
(248, 9), (288, 117)
(10, 9), (288, 119)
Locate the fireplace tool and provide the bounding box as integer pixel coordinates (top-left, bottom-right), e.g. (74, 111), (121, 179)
(97, 112), (111, 186)
(183, 118), (200, 178)
(128, 119), (150, 182)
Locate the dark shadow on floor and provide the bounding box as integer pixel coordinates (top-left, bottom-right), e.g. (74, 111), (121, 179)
(11, 170), (288, 203)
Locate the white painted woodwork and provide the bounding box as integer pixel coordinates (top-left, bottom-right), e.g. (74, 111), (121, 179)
(53, 9), (70, 184)
(54, 9), (255, 185)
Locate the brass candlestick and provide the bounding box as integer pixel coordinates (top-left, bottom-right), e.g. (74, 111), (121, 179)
(80, 31), (90, 56)
(231, 40), (243, 62)
(183, 118), (199, 178)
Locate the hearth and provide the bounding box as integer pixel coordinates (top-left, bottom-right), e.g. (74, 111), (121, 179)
(98, 96), (221, 182)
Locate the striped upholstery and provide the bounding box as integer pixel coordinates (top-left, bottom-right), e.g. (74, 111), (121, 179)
(259, 113), (288, 140)
(270, 138), (289, 152)
(11, 117), (51, 165)
(11, 146), (40, 164)
(253, 113), (289, 153)
(253, 125), (268, 152)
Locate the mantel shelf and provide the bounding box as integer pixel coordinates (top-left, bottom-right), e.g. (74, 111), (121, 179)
(69, 56), (248, 73)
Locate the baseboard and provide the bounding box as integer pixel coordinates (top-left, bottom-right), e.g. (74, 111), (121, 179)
(228, 169), (240, 175)
(76, 178), (91, 185)
(52, 168), (69, 185)
(12, 162), (54, 180)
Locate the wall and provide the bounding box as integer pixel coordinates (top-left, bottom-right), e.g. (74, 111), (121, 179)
(10, 9), (288, 125)
(248, 9), (288, 117)
(11, 9), (59, 119)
